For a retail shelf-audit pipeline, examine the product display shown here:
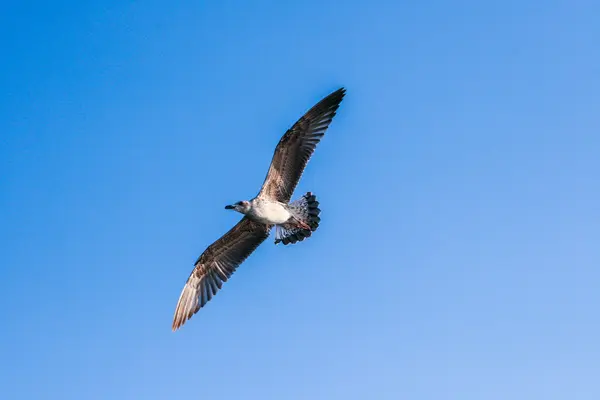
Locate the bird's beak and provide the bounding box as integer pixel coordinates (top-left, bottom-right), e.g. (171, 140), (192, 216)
(225, 205), (235, 210)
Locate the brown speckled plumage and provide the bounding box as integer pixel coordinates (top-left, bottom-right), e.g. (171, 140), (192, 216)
(172, 88), (345, 331)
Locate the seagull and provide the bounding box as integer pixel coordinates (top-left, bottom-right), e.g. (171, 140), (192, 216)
(172, 87), (346, 330)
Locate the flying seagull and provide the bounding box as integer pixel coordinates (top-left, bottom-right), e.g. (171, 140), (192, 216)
(172, 87), (346, 330)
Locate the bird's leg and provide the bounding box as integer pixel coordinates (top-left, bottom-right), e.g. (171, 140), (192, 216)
(295, 219), (311, 231)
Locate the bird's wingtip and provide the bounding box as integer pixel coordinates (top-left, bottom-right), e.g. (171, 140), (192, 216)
(331, 87), (347, 103)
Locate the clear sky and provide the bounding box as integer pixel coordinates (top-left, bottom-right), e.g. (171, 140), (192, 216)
(2, 1), (599, 399)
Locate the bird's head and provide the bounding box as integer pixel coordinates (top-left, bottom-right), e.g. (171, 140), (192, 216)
(225, 200), (251, 214)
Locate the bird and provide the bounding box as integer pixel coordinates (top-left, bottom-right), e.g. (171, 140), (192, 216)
(171, 87), (346, 331)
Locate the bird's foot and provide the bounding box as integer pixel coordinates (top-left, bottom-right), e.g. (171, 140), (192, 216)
(297, 220), (311, 230)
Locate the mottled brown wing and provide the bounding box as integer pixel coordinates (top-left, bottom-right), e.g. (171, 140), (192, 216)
(172, 217), (270, 331)
(257, 88), (346, 202)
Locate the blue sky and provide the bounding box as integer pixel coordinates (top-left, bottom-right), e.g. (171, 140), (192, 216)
(1, 0), (599, 399)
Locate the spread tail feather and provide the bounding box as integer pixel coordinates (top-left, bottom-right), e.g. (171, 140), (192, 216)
(275, 192), (321, 245)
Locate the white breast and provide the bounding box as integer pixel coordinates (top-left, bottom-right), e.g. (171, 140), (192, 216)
(249, 200), (291, 224)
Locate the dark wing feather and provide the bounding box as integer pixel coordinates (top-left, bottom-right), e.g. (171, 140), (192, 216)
(257, 88), (345, 202)
(172, 217), (270, 331)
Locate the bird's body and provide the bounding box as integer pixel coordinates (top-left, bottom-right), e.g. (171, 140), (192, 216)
(246, 198), (291, 225)
(171, 87), (345, 330)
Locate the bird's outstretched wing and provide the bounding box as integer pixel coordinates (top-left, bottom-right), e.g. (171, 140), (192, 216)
(257, 88), (345, 202)
(172, 217), (270, 330)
